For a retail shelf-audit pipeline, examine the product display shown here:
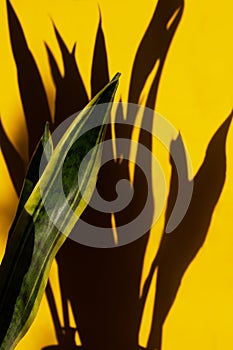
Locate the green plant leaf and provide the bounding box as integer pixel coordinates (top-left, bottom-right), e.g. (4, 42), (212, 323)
(0, 73), (120, 350)
(8, 122), (53, 240)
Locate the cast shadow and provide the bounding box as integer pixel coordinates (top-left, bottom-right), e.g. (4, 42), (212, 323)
(143, 113), (232, 350)
(1, 1), (215, 350)
(6, 0), (52, 159)
(55, 1), (184, 350)
(0, 117), (25, 195)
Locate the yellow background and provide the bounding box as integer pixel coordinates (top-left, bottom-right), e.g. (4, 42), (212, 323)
(0, 0), (232, 349)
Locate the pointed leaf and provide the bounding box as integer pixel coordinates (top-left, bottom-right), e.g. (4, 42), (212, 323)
(0, 73), (120, 350)
(8, 123), (53, 239)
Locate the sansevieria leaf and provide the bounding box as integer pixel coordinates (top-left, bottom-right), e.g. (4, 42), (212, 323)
(8, 122), (53, 240)
(0, 73), (120, 350)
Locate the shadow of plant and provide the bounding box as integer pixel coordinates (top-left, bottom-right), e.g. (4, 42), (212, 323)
(0, 1), (231, 350)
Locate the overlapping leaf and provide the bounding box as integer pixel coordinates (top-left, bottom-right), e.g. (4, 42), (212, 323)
(0, 73), (120, 350)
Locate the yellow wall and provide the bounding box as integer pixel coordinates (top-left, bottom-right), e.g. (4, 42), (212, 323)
(0, 0), (232, 349)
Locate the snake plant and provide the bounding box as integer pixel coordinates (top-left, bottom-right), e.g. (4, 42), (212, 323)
(0, 74), (120, 350)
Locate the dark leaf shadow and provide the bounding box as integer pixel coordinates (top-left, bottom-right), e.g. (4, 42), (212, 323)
(44, 280), (80, 349)
(128, 0), (184, 107)
(45, 23), (88, 129)
(0, 118), (25, 195)
(6, 0), (52, 158)
(99, 2), (185, 342)
(91, 9), (111, 157)
(143, 113), (232, 350)
(115, 0), (184, 174)
(91, 9), (109, 99)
